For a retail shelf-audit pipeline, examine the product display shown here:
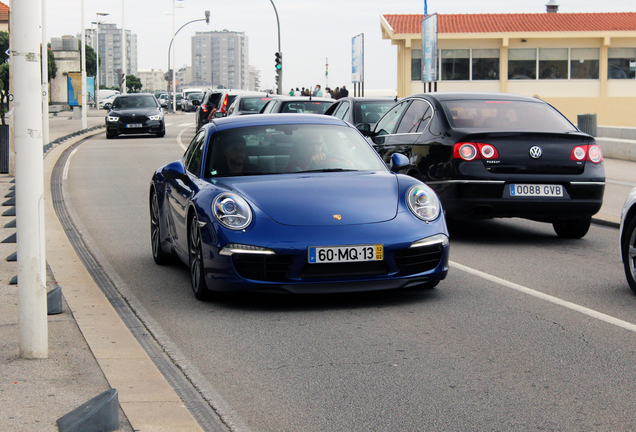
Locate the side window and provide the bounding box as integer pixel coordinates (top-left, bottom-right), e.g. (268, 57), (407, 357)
(373, 100), (410, 136)
(184, 131), (206, 177)
(261, 101), (272, 113)
(396, 100), (432, 134)
(334, 101), (350, 120)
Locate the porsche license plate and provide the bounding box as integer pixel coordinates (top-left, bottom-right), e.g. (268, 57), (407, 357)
(509, 184), (563, 197)
(308, 244), (383, 264)
(126, 123), (143, 128)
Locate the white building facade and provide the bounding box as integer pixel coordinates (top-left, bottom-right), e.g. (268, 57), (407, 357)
(86, 23), (138, 89)
(192, 30), (248, 89)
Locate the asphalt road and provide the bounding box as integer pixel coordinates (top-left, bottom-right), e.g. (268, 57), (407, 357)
(63, 114), (636, 431)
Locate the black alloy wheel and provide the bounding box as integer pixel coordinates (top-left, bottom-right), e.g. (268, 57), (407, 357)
(622, 216), (636, 295)
(150, 190), (170, 265)
(552, 216), (592, 239)
(189, 214), (210, 300)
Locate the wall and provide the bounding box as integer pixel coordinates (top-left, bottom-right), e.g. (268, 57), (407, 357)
(49, 50), (80, 105)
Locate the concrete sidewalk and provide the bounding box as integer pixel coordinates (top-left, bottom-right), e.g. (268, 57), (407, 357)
(0, 110), (634, 431)
(1, 109), (202, 431)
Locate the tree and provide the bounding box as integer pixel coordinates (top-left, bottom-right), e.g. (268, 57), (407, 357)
(79, 40), (97, 76)
(126, 75), (142, 93)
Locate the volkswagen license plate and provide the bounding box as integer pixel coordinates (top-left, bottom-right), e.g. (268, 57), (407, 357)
(308, 244), (383, 264)
(509, 184), (563, 197)
(126, 123), (142, 128)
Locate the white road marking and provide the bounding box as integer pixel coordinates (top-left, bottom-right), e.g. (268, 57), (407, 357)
(450, 260), (636, 333)
(607, 179), (636, 187)
(177, 125), (191, 150)
(63, 147), (80, 180)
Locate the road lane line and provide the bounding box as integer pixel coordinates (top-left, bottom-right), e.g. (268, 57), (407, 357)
(177, 125), (191, 150)
(607, 179), (636, 187)
(450, 260), (636, 333)
(63, 147), (80, 180)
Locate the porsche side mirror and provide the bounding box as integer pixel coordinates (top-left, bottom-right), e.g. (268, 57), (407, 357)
(162, 161), (189, 183)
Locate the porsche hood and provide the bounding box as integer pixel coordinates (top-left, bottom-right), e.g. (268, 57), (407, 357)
(228, 172), (400, 226)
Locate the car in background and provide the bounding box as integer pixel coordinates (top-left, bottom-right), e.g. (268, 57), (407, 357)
(324, 97), (397, 129)
(157, 93), (169, 108)
(361, 92), (605, 238)
(620, 187), (636, 294)
(105, 93), (165, 139)
(149, 114), (449, 300)
(194, 89), (223, 131)
(226, 93), (271, 116)
(99, 94), (118, 110)
(174, 94), (183, 111)
(183, 92), (204, 112)
(260, 96), (335, 114)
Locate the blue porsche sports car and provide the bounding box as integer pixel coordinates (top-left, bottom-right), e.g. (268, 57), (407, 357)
(150, 114), (450, 300)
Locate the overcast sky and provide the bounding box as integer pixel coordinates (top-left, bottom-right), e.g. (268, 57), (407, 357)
(42, 0), (634, 91)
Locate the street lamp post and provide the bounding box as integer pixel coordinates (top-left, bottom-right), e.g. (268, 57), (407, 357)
(269, 0), (282, 94)
(95, 12), (109, 109)
(167, 11), (210, 111)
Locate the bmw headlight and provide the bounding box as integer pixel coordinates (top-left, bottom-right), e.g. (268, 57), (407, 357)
(149, 114), (162, 121)
(407, 185), (441, 222)
(213, 193), (252, 230)
(107, 116), (119, 122)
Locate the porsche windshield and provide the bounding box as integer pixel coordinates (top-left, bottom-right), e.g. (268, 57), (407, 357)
(206, 124), (386, 177)
(442, 99), (577, 132)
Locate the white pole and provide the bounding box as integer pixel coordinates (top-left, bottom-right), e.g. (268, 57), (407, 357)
(95, 17), (99, 109)
(171, 0), (176, 112)
(81, 0), (87, 129)
(121, 0), (126, 94)
(41, 0), (48, 281)
(13, 0), (48, 359)
(41, 0), (49, 148)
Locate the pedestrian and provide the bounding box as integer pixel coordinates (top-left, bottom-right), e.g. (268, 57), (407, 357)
(323, 87), (332, 98)
(340, 85), (349, 97)
(294, 87), (301, 96)
(313, 85), (322, 97)
(333, 87), (341, 100)
(289, 88), (295, 96)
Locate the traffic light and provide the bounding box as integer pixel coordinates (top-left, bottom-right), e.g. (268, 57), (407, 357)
(205, 11), (210, 24)
(275, 52), (282, 94)
(275, 52), (282, 72)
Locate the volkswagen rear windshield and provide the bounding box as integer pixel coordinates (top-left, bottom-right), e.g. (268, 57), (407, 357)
(441, 99), (577, 133)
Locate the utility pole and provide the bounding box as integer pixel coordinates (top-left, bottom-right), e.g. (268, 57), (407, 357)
(81, 0), (87, 129)
(121, 0), (126, 94)
(42, 0), (49, 146)
(13, 0), (49, 359)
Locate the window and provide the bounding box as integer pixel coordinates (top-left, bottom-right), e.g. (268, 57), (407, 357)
(472, 49), (499, 80)
(374, 100), (409, 136)
(333, 101), (350, 120)
(441, 49), (469, 80)
(539, 48), (568, 79)
(570, 48), (599, 79)
(396, 100), (432, 134)
(411, 49), (422, 81)
(508, 49), (536, 80)
(184, 131), (206, 177)
(608, 48), (636, 79)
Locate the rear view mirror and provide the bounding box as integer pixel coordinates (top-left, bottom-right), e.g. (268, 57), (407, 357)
(356, 123), (371, 136)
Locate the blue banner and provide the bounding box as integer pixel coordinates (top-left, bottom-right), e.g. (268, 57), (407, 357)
(421, 14), (438, 83)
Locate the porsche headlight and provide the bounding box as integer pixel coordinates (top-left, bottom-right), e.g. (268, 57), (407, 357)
(107, 116), (119, 122)
(148, 114), (162, 121)
(213, 193), (252, 230)
(407, 185), (440, 222)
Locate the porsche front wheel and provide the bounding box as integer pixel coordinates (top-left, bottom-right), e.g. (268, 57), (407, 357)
(189, 214), (210, 301)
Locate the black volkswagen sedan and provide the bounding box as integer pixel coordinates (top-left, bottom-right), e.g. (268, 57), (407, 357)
(105, 93), (166, 139)
(363, 92), (605, 238)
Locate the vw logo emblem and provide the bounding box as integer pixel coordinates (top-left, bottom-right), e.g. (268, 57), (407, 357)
(529, 146), (542, 159)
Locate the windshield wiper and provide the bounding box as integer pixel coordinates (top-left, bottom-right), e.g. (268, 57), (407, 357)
(302, 168), (358, 173)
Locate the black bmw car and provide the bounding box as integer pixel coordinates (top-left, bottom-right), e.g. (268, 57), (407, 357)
(362, 92), (605, 239)
(105, 93), (166, 139)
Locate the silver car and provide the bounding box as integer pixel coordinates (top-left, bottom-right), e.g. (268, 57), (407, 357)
(620, 187), (636, 294)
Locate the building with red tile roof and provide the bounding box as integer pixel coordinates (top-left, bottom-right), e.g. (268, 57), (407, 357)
(0, 1), (9, 31)
(380, 12), (636, 126)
